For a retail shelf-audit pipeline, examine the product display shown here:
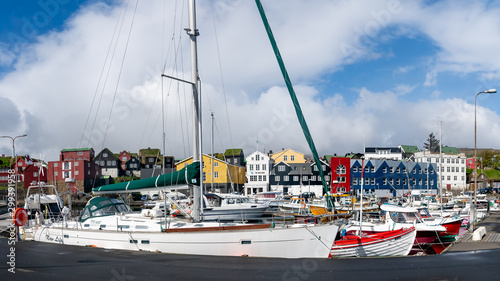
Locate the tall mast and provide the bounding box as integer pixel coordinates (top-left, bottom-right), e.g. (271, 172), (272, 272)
(187, 0), (202, 221)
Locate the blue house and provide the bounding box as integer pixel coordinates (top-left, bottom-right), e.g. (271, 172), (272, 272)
(350, 159), (438, 197)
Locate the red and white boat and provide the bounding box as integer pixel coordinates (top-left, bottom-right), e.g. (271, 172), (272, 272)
(346, 204), (447, 246)
(330, 227), (416, 258)
(417, 207), (463, 237)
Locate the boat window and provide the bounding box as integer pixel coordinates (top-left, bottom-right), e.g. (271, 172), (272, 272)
(227, 198), (235, 204)
(135, 225), (148, 229)
(404, 212), (420, 221)
(418, 208), (430, 217)
(80, 208), (90, 221)
(93, 205), (117, 217)
(389, 212), (406, 223)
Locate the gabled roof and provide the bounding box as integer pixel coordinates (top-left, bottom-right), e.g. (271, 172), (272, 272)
(139, 148), (160, 157)
(400, 145), (421, 153)
(61, 148), (93, 152)
(441, 146), (460, 154)
(224, 148), (243, 156)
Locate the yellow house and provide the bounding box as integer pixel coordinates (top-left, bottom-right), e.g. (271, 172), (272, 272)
(270, 148), (306, 163)
(176, 154), (246, 193)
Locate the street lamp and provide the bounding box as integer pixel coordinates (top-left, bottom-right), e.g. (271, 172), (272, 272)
(1, 134), (27, 241)
(473, 89), (496, 232)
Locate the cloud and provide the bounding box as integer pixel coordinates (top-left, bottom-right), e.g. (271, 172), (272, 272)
(0, 0), (500, 162)
(424, 70), (437, 87)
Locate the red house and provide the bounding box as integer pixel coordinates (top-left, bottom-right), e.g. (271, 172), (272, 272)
(330, 157), (351, 194)
(48, 148), (101, 194)
(466, 157), (480, 170)
(23, 164), (48, 189)
(118, 150), (131, 171)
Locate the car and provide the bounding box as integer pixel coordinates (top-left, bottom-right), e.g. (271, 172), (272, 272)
(141, 194), (150, 201)
(151, 194), (160, 200)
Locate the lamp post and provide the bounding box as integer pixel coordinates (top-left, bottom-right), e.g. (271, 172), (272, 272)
(473, 89), (496, 232)
(1, 134), (27, 241)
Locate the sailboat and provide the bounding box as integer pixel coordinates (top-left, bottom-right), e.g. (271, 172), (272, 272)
(27, 0), (339, 259)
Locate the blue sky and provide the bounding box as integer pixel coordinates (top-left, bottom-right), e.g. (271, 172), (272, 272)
(1, 0), (499, 161)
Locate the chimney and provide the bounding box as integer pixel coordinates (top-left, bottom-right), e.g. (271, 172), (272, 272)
(1, 154), (4, 158)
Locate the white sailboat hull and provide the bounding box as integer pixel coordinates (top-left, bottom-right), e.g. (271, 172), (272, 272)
(33, 222), (338, 259)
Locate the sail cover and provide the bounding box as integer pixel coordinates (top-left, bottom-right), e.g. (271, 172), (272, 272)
(92, 162), (200, 194)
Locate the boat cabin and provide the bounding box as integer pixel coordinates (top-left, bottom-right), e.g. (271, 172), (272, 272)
(79, 197), (132, 222)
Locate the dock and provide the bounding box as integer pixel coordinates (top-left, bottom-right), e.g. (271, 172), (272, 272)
(445, 211), (500, 252)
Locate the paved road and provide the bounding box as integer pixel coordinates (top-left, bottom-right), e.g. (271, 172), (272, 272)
(1, 238), (498, 281)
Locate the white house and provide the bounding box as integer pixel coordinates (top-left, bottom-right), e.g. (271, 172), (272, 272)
(364, 147), (403, 161)
(413, 150), (467, 192)
(245, 151), (273, 196)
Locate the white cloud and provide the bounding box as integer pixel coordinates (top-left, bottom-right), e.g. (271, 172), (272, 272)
(424, 70), (437, 87)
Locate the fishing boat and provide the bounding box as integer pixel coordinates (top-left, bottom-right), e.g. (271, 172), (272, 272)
(330, 227), (416, 258)
(27, 0), (340, 259)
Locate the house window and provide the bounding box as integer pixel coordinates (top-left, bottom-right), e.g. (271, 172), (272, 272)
(112, 161), (116, 166)
(214, 172), (219, 178)
(103, 153), (108, 157)
(106, 161), (112, 166)
(215, 162), (219, 167)
(303, 176), (308, 181)
(364, 178), (369, 185)
(75, 161), (79, 166)
(364, 166), (369, 173)
(383, 178), (387, 185)
(383, 167), (387, 173)
(263, 175), (267, 181)
(336, 165), (346, 175)
(389, 167), (393, 173)
(353, 166), (358, 173)
(75, 171), (79, 175)
(293, 176), (299, 181)
(33, 172), (38, 177)
(353, 178), (358, 185)
(63, 171), (70, 178)
(396, 178), (400, 185)
(370, 166), (374, 173)
(262, 164), (266, 171)
(284, 176), (289, 181)
(403, 167), (406, 173)
(122, 157), (127, 161)
(283, 156), (288, 161)
(275, 176), (280, 181)
(255, 154), (260, 161)
(311, 176), (316, 181)
(291, 155), (295, 161)
(278, 166), (285, 172)
(390, 178), (394, 185)
(403, 178), (406, 185)
(78, 152), (83, 156)
(149, 158), (154, 163)
(396, 167), (400, 173)
(54, 163), (58, 167)
(255, 164), (260, 171)
(371, 178), (375, 185)
(259, 175), (263, 181)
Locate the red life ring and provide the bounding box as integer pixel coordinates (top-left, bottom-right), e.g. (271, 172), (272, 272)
(13, 207), (28, 226)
